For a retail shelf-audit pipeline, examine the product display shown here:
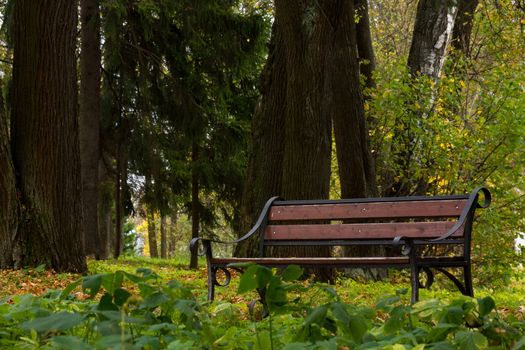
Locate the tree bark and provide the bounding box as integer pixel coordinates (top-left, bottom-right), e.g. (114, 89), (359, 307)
(354, 0), (376, 93)
(169, 209), (178, 257)
(189, 141), (200, 268)
(146, 208), (158, 258)
(10, 0), (86, 272)
(0, 80), (17, 268)
(407, 0), (459, 81)
(114, 141), (123, 258)
(451, 0), (478, 57)
(98, 160), (112, 257)
(80, 0), (103, 259)
(278, 0), (331, 200)
(328, 0), (376, 199)
(160, 214), (167, 259)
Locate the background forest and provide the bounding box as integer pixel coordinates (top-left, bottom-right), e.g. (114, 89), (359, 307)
(0, 0), (524, 287)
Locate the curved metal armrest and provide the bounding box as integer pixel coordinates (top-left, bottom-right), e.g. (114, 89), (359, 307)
(189, 237), (204, 251)
(427, 187), (491, 243)
(188, 196), (281, 249)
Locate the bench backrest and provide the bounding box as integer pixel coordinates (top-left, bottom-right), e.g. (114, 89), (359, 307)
(266, 197), (467, 240)
(257, 188), (490, 256)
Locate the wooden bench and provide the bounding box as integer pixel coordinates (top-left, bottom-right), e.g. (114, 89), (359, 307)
(190, 187), (490, 303)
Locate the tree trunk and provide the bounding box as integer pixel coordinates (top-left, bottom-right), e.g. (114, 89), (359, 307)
(328, 0), (376, 199)
(0, 80), (17, 268)
(407, 0), (459, 81)
(147, 207), (158, 258)
(278, 0), (332, 200)
(145, 173), (158, 258)
(98, 159), (112, 257)
(10, 0), (86, 272)
(238, 2), (376, 280)
(271, 0), (352, 282)
(169, 209), (178, 257)
(189, 141), (200, 268)
(354, 0), (376, 94)
(236, 22), (287, 258)
(451, 0), (478, 57)
(385, 0), (459, 197)
(114, 141), (123, 259)
(160, 214), (167, 259)
(80, 0), (103, 259)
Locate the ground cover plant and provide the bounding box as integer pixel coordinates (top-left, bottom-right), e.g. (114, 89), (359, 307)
(0, 258), (524, 349)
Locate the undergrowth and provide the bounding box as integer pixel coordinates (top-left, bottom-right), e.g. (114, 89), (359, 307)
(0, 259), (524, 349)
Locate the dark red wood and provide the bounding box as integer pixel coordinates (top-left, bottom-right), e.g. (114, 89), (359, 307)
(268, 199), (467, 221)
(264, 221), (461, 240)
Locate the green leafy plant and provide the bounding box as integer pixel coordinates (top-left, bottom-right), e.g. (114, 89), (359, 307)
(0, 263), (523, 349)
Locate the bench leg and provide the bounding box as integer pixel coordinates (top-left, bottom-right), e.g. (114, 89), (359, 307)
(464, 265), (474, 297)
(408, 242), (419, 304)
(207, 266), (216, 301)
(410, 264), (420, 304)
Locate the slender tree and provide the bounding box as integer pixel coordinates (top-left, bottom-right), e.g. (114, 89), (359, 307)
(330, 0), (376, 199)
(451, 0), (478, 57)
(407, 0), (459, 81)
(385, 0), (459, 196)
(160, 215), (167, 259)
(354, 0), (376, 94)
(145, 174), (159, 258)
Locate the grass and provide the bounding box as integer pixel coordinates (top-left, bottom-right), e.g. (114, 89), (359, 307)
(0, 256), (524, 349)
(2, 256), (522, 318)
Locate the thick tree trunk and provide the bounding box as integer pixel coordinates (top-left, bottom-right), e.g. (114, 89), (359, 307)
(278, 0), (332, 200)
(236, 23), (287, 258)
(0, 80), (17, 268)
(270, 0), (350, 282)
(238, 2), (376, 278)
(10, 0), (86, 272)
(189, 141), (200, 268)
(160, 214), (167, 259)
(80, 0), (103, 259)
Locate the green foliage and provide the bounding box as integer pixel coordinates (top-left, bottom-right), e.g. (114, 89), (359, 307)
(367, 1), (525, 285)
(99, 0), (271, 246)
(1, 263), (523, 349)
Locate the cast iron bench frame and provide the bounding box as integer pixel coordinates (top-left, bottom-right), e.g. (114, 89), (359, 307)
(190, 187), (490, 303)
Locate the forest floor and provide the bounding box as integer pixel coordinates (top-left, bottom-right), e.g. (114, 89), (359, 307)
(1, 256), (524, 318)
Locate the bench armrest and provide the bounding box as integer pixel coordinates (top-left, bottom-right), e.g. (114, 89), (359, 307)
(189, 196), (281, 251)
(427, 187), (491, 243)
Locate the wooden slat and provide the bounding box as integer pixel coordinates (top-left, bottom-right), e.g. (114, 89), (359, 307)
(212, 256), (410, 265)
(264, 221), (461, 240)
(268, 199), (467, 221)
